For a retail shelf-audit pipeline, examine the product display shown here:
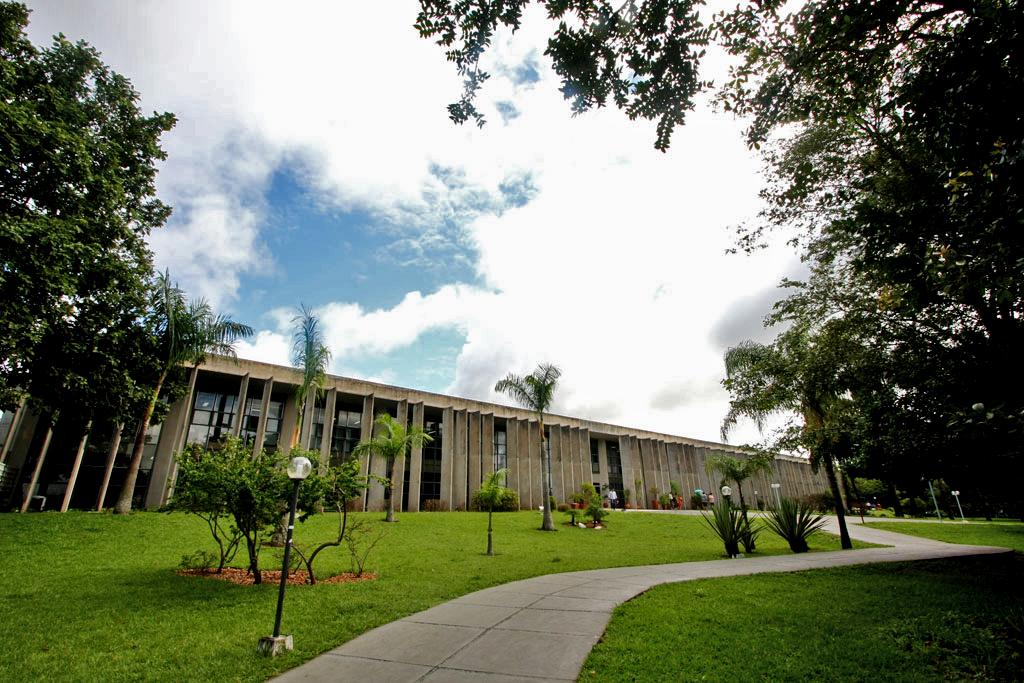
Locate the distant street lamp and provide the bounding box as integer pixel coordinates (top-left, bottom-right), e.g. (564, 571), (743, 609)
(721, 485), (733, 506)
(770, 482), (782, 509)
(753, 490), (760, 510)
(925, 478), (943, 522)
(951, 490), (966, 522)
(259, 455), (312, 657)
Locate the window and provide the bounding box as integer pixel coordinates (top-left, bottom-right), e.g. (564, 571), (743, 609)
(330, 409), (362, 465)
(187, 391), (237, 448)
(493, 428), (507, 472)
(237, 396), (283, 452)
(419, 418), (443, 508)
(591, 440), (600, 474)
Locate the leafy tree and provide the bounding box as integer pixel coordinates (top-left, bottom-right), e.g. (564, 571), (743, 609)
(290, 304), (331, 449)
(477, 468), (510, 556)
(351, 412), (432, 523)
(293, 456), (369, 584)
(0, 3), (175, 412)
(114, 272), (253, 515)
(495, 363), (562, 531)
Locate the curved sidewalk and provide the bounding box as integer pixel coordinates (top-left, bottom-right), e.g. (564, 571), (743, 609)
(274, 518), (1009, 683)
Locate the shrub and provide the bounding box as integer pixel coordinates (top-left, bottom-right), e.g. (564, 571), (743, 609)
(690, 493), (704, 510)
(764, 497), (827, 553)
(178, 550), (217, 573)
(869, 507), (896, 518)
(423, 499), (449, 512)
(800, 492), (835, 512)
(659, 493), (672, 509)
(471, 486), (519, 512)
(702, 501), (745, 557)
(556, 503), (570, 512)
(739, 517), (760, 554)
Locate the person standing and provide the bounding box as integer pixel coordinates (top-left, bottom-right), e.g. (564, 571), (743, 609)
(608, 489), (618, 509)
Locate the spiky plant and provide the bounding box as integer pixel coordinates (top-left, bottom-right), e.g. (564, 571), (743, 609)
(702, 500), (745, 557)
(763, 497), (827, 553)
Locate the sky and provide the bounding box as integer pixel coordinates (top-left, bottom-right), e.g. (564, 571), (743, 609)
(26, 1), (800, 445)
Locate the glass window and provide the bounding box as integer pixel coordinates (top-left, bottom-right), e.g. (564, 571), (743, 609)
(591, 440), (600, 474)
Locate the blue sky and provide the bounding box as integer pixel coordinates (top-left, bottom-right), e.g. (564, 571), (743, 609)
(26, 1), (800, 443)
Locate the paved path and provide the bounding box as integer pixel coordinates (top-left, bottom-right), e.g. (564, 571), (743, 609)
(274, 516), (1009, 683)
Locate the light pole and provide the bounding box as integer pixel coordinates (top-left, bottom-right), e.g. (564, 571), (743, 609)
(259, 455), (312, 657)
(753, 490), (760, 511)
(721, 485), (733, 507)
(770, 482), (781, 509)
(952, 490), (966, 522)
(925, 478), (943, 522)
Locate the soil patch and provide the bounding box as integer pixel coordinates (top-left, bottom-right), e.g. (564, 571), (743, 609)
(178, 567), (378, 586)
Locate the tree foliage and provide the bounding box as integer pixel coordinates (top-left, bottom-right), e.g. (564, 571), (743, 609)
(290, 304), (331, 448)
(351, 412), (432, 523)
(0, 3), (174, 421)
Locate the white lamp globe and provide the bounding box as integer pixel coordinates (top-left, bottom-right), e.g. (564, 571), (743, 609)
(287, 456), (313, 481)
(721, 485), (732, 497)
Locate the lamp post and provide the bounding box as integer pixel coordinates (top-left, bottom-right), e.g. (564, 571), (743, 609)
(753, 490), (760, 511)
(259, 455), (312, 657)
(951, 490), (966, 522)
(770, 482), (781, 509)
(721, 485), (733, 507)
(925, 478), (943, 522)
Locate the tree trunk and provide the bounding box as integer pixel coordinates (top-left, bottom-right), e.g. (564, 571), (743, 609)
(539, 419), (555, 531)
(248, 536), (262, 585)
(0, 397), (26, 464)
(115, 374), (165, 514)
(888, 482), (904, 518)
(20, 414), (54, 513)
(487, 507), (494, 555)
(96, 423), (125, 511)
(385, 455), (400, 522)
(823, 457), (852, 549)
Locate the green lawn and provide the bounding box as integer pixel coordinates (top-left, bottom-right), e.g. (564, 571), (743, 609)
(583, 555), (1024, 682)
(0, 510), (857, 682)
(867, 520), (1024, 552)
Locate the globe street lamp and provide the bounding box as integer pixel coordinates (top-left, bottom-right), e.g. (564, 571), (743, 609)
(951, 490), (966, 522)
(259, 455), (312, 657)
(770, 482), (782, 509)
(721, 485), (733, 507)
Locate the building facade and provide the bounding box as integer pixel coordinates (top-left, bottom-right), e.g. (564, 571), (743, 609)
(0, 356), (829, 512)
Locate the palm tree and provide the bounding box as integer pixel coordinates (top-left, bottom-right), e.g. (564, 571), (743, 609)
(704, 452), (772, 514)
(114, 272), (253, 515)
(478, 468), (509, 555)
(494, 363), (561, 532)
(721, 335), (853, 549)
(290, 304), (331, 449)
(352, 412), (432, 522)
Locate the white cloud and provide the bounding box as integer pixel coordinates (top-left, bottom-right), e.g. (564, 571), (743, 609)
(27, 1), (797, 445)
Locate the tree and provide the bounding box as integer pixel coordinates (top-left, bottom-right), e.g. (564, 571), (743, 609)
(351, 412), (432, 523)
(290, 304), (331, 449)
(477, 468), (509, 556)
(114, 272), (253, 515)
(703, 451), (771, 548)
(494, 363), (561, 531)
(721, 327), (858, 550)
(0, 3), (175, 410)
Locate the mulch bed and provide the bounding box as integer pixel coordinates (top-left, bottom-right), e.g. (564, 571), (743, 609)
(178, 567), (378, 586)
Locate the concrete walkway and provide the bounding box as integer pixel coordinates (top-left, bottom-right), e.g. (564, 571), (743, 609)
(274, 517), (1009, 683)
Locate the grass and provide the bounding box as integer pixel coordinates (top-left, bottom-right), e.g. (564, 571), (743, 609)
(582, 555), (1024, 682)
(0, 509), (861, 682)
(866, 520), (1024, 552)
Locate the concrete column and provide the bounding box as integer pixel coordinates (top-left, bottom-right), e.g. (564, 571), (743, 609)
(452, 409), (468, 510)
(505, 419), (519, 505)
(60, 422), (92, 512)
(570, 427), (583, 491)
(20, 420), (54, 513)
(367, 400), (390, 513)
(618, 435), (634, 506)
(279, 390), (299, 453)
(481, 413), (494, 479)
(231, 373), (249, 437)
(299, 390), (316, 449)
(658, 440), (671, 496)
(96, 423), (123, 511)
(151, 365), (199, 507)
(440, 406), (454, 509)
(549, 425), (564, 503)
(407, 402), (424, 511)
(529, 421), (542, 509)
(357, 394), (375, 511)
(318, 388), (337, 472)
(389, 399), (408, 511)
(596, 435), (609, 490)
(0, 397), (26, 464)
(667, 442), (682, 500)
(467, 411), (482, 504)
(252, 377), (275, 458)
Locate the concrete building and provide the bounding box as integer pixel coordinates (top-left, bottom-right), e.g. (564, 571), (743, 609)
(0, 356), (829, 512)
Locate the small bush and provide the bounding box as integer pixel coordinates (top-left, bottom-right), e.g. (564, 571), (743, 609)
(764, 497), (827, 553)
(869, 508), (895, 518)
(800, 492), (835, 512)
(423, 499), (449, 512)
(690, 494), (704, 510)
(178, 550), (217, 573)
(471, 486), (519, 512)
(556, 503), (570, 512)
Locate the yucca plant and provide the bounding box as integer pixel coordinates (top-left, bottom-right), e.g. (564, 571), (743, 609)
(702, 500), (745, 557)
(764, 497), (827, 553)
(739, 515), (761, 554)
